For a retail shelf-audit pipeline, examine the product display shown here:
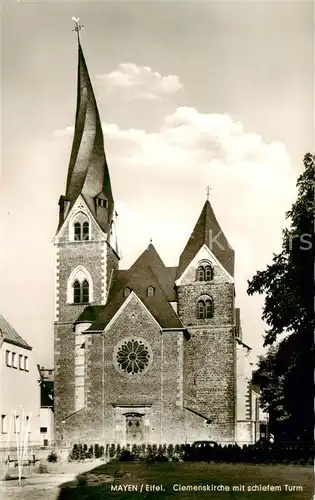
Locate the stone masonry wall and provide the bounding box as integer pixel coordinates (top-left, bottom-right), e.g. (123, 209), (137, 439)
(177, 246), (236, 442)
(54, 203), (119, 444)
(92, 296), (163, 444)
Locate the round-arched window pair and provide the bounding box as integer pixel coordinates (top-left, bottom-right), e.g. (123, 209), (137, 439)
(196, 264), (213, 282)
(197, 297), (214, 319)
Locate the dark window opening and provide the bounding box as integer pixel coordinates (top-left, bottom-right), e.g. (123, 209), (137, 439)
(205, 265), (213, 281)
(147, 286), (155, 297)
(197, 300), (205, 319)
(74, 221), (89, 241)
(97, 198), (107, 208)
(205, 299), (213, 318)
(74, 223), (81, 241)
(196, 264), (213, 282)
(73, 280), (81, 303)
(82, 280), (89, 303)
(40, 427), (48, 433)
(5, 350), (11, 367)
(73, 280), (90, 304)
(82, 221), (89, 240)
(197, 266), (205, 281)
(197, 298), (213, 319)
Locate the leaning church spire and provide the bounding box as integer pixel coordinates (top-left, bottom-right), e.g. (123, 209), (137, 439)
(59, 19), (114, 234)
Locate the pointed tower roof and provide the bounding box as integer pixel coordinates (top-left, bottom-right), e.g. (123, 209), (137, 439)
(176, 200), (235, 278)
(64, 33), (114, 231)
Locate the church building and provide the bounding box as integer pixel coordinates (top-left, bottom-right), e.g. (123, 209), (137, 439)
(54, 30), (258, 447)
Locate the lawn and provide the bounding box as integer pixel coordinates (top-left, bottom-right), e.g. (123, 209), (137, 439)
(57, 461), (313, 500)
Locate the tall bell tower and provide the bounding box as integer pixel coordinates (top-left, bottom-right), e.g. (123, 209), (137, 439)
(53, 21), (119, 442)
(176, 199), (236, 442)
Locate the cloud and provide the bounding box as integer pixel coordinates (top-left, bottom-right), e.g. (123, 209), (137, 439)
(54, 126), (74, 138)
(54, 106), (296, 272)
(96, 63), (182, 100)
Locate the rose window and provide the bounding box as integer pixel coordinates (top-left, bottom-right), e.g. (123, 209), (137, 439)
(116, 339), (150, 375)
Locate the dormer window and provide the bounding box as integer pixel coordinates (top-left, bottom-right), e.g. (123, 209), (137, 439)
(97, 198), (107, 208)
(124, 287), (131, 298)
(147, 286), (155, 297)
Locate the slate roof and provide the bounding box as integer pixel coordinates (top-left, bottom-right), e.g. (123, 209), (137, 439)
(85, 244), (183, 332)
(0, 315), (32, 350)
(177, 200), (234, 279)
(59, 39), (114, 233)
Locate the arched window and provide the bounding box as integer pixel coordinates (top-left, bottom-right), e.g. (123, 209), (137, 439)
(67, 266), (93, 304)
(74, 223), (81, 241)
(197, 266), (205, 281)
(123, 287), (131, 298)
(197, 300), (205, 319)
(73, 280), (81, 303)
(71, 214), (90, 242)
(197, 296), (214, 319)
(82, 222), (89, 241)
(205, 265), (213, 281)
(72, 280), (90, 304)
(82, 280), (89, 303)
(147, 286), (155, 297)
(196, 263), (213, 282)
(205, 299), (213, 318)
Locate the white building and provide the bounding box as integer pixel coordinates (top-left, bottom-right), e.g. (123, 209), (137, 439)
(0, 315), (41, 448)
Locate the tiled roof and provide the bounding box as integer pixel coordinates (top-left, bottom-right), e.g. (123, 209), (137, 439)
(177, 200), (234, 279)
(0, 315), (32, 350)
(85, 244), (184, 332)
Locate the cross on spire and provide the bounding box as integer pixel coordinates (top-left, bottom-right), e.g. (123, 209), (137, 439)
(72, 17), (84, 40)
(206, 185), (211, 201)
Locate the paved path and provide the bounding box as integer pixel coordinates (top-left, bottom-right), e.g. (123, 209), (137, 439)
(0, 459), (104, 500)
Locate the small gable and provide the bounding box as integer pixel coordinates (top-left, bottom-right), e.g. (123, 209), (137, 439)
(177, 200), (234, 279)
(176, 245), (234, 286)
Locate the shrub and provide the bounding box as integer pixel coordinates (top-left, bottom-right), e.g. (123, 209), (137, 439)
(167, 444), (174, 459)
(131, 444), (140, 458)
(109, 444), (116, 458)
(119, 448), (135, 461)
(47, 450), (58, 463)
(37, 462), (48, 474)
(77, 473), (87, 486)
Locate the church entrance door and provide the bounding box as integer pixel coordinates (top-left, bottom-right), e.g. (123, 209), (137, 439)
(125, 413), (144, 443)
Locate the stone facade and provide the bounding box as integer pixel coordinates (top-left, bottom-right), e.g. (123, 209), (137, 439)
(54, 226), (244, 445)
(53, 37), (259, 447)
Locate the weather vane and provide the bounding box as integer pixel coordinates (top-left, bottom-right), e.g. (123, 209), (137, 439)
(206, 185), (211, 201)
(72, 17), (84, 38)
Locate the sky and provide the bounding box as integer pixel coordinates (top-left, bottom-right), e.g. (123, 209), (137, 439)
(1, 1), (314, 368)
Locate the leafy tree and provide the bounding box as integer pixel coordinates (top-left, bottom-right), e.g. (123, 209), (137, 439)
(248, 153), (314, 441)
